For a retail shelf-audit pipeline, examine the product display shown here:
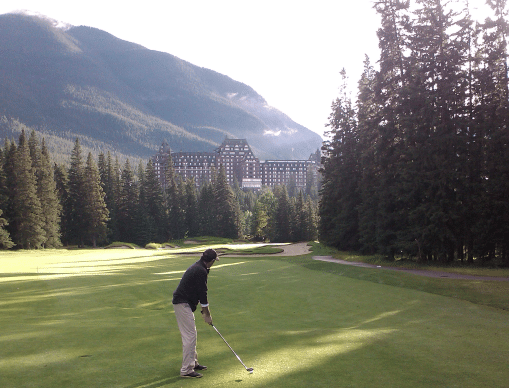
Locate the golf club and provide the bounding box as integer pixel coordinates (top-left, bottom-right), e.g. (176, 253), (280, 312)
(211, 324), (254, 374)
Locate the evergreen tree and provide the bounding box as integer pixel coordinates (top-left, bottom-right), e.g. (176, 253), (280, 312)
(38, 139), (61, 247)
(304, 196), (318, 241)
(134, 161), (152, 246)
(82, 153), (110, 247)
(474, 0), (509, 262)
(213, 166), (241, 239)
(139, 160), (166, 243)
(54, 163), (69, 246)
(305, 166), (318, 199)
(166, 175), (185, 240)
(184, 178), (200, 237)
(0, 142), (12, 248)
(2, 141), (17, 239)
(98, 152), (121, 242)
(163, 153), (178, 239)
(319, 69), (361, 250)
(117, 160), (139, 243)
(293, 190), (306, 241)
(12, 131), (45, 248)
(0, 209), (14, 249)
(252, 188), (277, 241)
(174, 180), (188, 239)
(65, 139), (86, 246)
(273, 185), (293, 242)
(198, 182), (216, 237)
(112, 157), (121, 236)
(356, 55), (380, 254)
(369, 0), (412, 258)
(0, 143), (9, 221)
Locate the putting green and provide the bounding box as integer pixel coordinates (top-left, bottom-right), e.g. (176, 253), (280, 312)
(0, 248), (507, 387)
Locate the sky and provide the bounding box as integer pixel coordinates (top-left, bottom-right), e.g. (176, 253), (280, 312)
(0, 0), (493, 139)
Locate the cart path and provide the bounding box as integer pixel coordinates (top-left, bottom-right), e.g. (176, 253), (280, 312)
(312, 256), (509, 282)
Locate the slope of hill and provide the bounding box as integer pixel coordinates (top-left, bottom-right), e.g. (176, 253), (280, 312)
(0, 13), (322, 161)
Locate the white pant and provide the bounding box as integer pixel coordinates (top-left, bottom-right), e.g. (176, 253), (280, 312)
(173, 303), (199, 375)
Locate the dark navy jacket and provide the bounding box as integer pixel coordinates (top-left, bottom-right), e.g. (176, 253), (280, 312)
(172, 260), (209, 312)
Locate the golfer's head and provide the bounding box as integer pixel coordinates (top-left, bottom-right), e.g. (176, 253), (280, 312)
(201, 248), (218, 266)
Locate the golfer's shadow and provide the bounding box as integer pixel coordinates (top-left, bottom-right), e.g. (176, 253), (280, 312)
(124, 376), (180, 388)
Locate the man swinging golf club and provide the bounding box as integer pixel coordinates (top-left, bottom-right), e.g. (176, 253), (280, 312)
(172, 248), (218, 378)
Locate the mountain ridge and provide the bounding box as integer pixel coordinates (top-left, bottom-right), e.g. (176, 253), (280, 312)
(0, 12), (322, 161)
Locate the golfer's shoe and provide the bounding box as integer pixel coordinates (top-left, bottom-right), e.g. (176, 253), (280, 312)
(181, 371), (203, 378)
(194, 364), (207, 371)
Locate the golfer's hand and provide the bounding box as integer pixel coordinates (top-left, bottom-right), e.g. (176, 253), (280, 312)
(203, 314), (213, 325)
(201, 306), (213, 325)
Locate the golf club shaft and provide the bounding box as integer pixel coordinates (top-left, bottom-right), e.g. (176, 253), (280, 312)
(212, 325), (249, 370)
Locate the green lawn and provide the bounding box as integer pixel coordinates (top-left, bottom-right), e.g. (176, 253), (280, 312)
(0, 244), (508, 387)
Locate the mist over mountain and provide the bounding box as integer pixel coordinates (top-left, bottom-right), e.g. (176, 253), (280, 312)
(0, 12), (322, 161)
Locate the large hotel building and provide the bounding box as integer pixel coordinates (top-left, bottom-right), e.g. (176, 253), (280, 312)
(152, 138), (318, 190)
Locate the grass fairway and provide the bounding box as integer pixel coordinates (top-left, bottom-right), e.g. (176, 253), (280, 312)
(0, 246), (508, 387)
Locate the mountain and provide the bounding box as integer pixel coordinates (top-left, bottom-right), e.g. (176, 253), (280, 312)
(0, 12), (322, 161)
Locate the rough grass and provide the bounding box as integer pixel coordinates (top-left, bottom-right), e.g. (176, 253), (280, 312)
(0, 243), (508, 387)
(308, 243), (509, 311)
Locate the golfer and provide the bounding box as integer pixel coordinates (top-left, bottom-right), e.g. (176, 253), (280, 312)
(172, 248), (218, 378)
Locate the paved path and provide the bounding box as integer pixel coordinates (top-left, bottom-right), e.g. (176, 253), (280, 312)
(312, 256), (509, 282)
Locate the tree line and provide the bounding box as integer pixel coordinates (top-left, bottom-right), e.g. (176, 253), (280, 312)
(319, 0), (509, 265)
(0, 130), (318, 249)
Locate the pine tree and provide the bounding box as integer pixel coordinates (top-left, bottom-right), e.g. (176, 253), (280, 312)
(304, 196), (318, 241)
(198, 182), (216, 237)
(166, 175), (185, 240)
(0, 209), (14, 249)
(0, 145), (14, 248)
(357, 55), (380, 254)
(489, 0), (509, 264)
(0, 142), (9, 220)
(82, 153), (109, 247)
(12, 131), (45, 248)
(370, 0), (412, 258)
(175, 180), (189, 239)
(474, 0), (509, 262)
(54, 163), (69, 246)
(319, 69), (361, 250)
(2, 141), (17, 240)
(65, 139), (86, 246)
(293, 190), (306, 242)
(273, 185), (293, 242)
(402, 0), (471, 261)
(252, 188), (277, 241)
(98, 152), (121, 242)
(139, 160), (166, 243)
(38, 139), (62, 247)
(112, 157), (121, 239)
(184, 178), (200, 237)
(117, 160), (139, 243)
(213, 166), (241, 239)
(134, 161), (152, 246)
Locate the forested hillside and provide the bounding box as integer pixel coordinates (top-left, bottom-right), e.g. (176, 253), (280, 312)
(0, 12), (322, 162)
(319, 0), (509, 265)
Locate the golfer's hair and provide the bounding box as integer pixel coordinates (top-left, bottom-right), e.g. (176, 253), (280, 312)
(201, 248), (217, 262)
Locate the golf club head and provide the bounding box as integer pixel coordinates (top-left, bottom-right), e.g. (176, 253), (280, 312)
(247, 368), (254, 374)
